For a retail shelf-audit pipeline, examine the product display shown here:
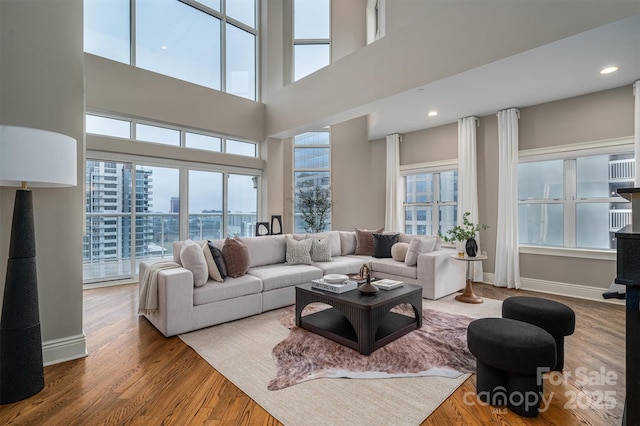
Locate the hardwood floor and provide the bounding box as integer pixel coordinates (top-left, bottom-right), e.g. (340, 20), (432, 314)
(0, 283), (625, 425)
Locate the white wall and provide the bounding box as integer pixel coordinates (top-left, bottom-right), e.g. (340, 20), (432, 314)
(0, 0), (86, 364)
(265, 1), (637, 138)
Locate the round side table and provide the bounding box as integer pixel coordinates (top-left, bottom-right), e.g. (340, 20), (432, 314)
(451, 254), (487, 304)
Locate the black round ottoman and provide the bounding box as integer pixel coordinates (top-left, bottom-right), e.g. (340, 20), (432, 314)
(467, 318), (556, 417)
(502, 296), (575, 371)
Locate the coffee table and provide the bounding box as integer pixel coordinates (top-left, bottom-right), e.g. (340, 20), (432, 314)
(295, 282), (423, 355)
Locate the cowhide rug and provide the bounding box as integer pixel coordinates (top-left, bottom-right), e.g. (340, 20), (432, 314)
(268, 304), (476, 390)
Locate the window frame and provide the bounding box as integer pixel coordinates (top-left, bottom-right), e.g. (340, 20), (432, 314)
(518, 137), (634, 260)
(400, 160), (458, 238)
(292, 130), (332, 233)
(292, 0), (331, 81)
(84, 0), (260, 100)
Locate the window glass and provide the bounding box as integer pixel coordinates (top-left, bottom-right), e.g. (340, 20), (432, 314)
(439, 205), (458, 235)
(518, 203), (564, 246)
(86, 114), (131, 138)
(518, 160), (563, 200)
(227, 174), (258, 237)
(439, 171), (458, 203)
(577, 153), (635, 199)
(135, 123), (180, 146)
(294, 131), (330, 145)
(227, 139), (257, 157)
(294, 44), (330, 80)
(189, 170), (223, 240)
(294, 171), (331, 232)
(404, 206), (432, 235)
(84, 0), (130, 64)
(226, 24), (256, 100)
(195, 0), (220, 12)
(294, 147), (330, 169)
(186, 132), (222, 152)
(405, 174), (433, 203)
(294, 0), (330, 39)
(576, 203), (620, 249)
(136, 0), (221, 90)
(226, 0), (256, 28)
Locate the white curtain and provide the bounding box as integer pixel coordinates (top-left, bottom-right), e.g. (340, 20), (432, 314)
(635, 81), (640, 185)
(457, 117), (483, 282)
(494, 108), (521, 288)
(385, 133), (403, 232)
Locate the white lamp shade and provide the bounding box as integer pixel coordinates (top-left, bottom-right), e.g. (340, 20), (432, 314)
(0, 125), (77, 188)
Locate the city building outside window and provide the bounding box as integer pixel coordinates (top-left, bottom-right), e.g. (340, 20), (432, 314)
(403, 170), (458, 236)
(84, 0), (258, 100)
(293, 0), (330, 81)
(293, 131), (331, 233)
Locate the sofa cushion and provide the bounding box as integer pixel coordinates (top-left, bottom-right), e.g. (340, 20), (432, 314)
(354, 227), (384, 255)
(239, 234), (286, 268)
(222, 237), (250, 277)
(285, 235), (313, 265)
(193, 274), (262, 306)
(207, 241), (227, 279)
(371, 258), (418, 280)
(310, 235), (332, 262)
(339, 231), (357, 255)
(201, 242), (223, 282)
(391, 242), (410, 262)
(248, 264), (322, 292)
(180, 240), (209, 287)
(173, 239), (207, 264)
(405, 236), (440, 266)
(312, 255), (369, 275)
(373, 233), (399, 258)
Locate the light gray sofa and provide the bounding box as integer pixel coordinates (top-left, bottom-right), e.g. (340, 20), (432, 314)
(139, 230), (465, 336)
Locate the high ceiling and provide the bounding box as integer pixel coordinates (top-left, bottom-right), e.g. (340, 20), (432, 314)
(367, 14), (640, 140)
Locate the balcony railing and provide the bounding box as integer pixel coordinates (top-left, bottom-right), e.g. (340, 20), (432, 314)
(609, 159), (635, 182)
(83, 212), (257, 283)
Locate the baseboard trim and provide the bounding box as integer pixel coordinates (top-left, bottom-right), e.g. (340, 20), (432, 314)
(481, 273), (624, 305)
(42, 333), (88, 366)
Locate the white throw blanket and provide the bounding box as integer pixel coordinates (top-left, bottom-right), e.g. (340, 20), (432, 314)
(138, 261), (181, 315)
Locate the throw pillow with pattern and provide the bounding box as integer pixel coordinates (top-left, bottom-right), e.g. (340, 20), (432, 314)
(285, 235), (313, 265)
(310, 236), (332, 262)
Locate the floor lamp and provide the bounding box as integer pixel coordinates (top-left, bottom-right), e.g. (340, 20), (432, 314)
(0, 125), (77, 404)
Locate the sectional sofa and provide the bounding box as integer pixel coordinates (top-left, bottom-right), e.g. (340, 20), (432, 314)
(139, 230), (465, 336)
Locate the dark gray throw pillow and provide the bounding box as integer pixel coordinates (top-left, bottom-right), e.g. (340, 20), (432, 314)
(207, 241), (227, 279)
(372, 233), (399, 258)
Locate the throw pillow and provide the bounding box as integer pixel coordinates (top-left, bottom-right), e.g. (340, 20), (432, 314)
(391, 242), (410, 262)
(180, 239), (209, 287)
(405, 236), (440, 266)
(222, 237), (250, 278)
(354, 227), (384, 255)
(310, 236), (332, 262)
(285, 235), (313, 265)
(207, 241), (227, 280)
(201, 242), (223, 282)
(372, 233), (399, 258)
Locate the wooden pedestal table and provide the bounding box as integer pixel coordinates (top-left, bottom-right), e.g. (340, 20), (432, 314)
(451, 254), (487, 304)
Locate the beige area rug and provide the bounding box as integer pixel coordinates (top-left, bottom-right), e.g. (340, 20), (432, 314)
(179, 294), (502, 426)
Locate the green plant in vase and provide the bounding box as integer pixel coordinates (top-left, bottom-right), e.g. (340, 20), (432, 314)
(438, 212), (489, 257)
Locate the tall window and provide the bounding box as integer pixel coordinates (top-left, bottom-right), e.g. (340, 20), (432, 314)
(403, 170), (458, 236)
(84, 0), (258, 100)
(293, 0), (330, 81)
(519, 150), (634, 250)
(293, 131), (331, 232)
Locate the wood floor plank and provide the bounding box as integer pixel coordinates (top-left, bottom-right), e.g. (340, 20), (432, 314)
(0, 282), (624, 425)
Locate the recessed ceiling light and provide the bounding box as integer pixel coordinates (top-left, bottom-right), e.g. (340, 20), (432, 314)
(600, 66), (619, 74)
(427, 111), (438, 117)
(161, 45), (168, 50)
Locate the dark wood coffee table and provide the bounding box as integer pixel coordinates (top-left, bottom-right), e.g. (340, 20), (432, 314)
(295, 282), (423, 355)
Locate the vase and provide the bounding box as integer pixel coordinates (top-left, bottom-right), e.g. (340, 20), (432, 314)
(465, 238), (478, 257)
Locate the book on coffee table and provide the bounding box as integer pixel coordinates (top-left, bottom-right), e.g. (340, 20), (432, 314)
(311, 279), (358, 294)
(372, 279), (404, 290)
